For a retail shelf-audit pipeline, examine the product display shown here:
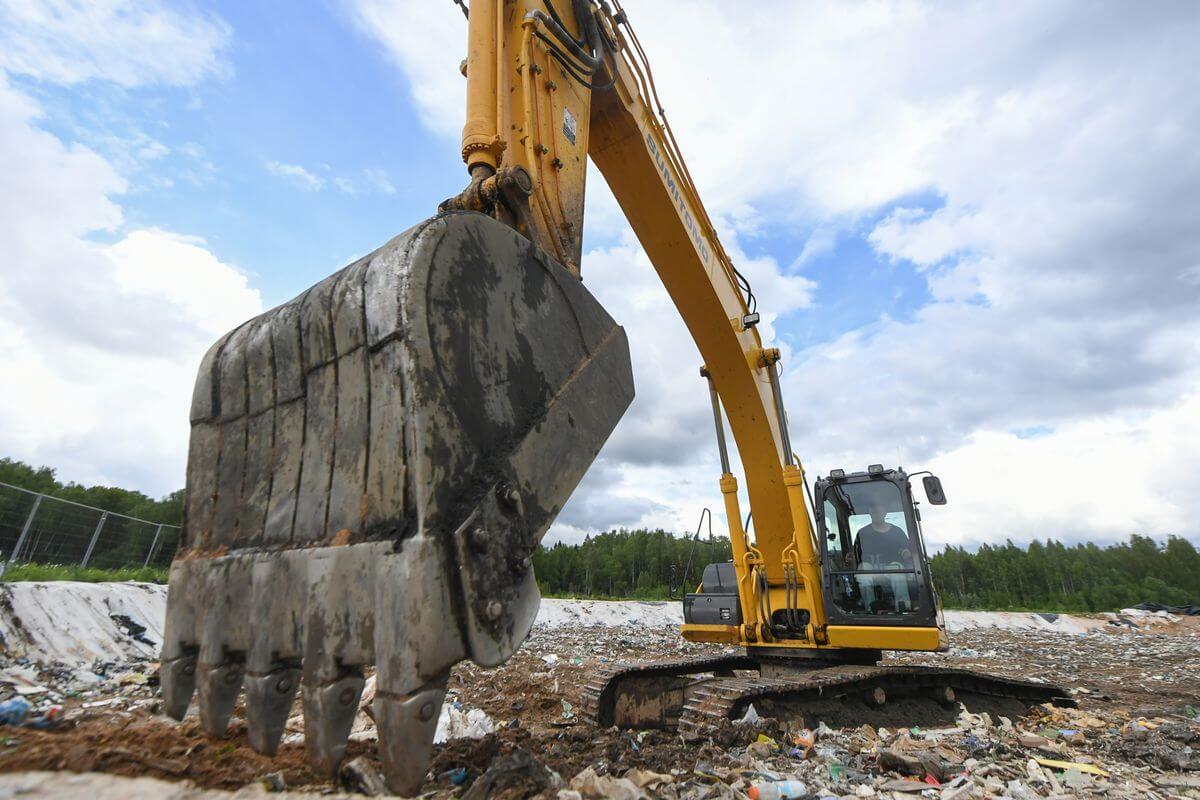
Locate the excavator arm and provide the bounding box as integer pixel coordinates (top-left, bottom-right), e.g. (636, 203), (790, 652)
(442, 0), (828, 644)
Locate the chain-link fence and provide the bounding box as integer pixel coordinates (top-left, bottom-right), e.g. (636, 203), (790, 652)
(0, 481), (179, 570)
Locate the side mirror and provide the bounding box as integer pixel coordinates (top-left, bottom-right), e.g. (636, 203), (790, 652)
(923, 475), (947, 505)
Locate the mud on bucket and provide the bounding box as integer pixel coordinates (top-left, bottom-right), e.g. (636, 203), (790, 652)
(160, 210), (633, 792)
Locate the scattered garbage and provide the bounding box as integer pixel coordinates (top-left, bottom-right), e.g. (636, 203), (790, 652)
(434, 704), (497, 744)
(257, 771), (287, 792)
(0, 697), (31, 726)
(0, 590), (1197, 799)
(339, 755), (388, 796)
(460, 749), (563, 800)
(568, 765), (645, 800)
(109, 614), (156, 647)
(441, 766), (469, 785)
(748, 778), (808, 799)
(736, 703), (761, 726)
(1034, 757), (1110, 776)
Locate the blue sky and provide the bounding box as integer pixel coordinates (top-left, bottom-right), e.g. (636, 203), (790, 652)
(12, 1), (462, 304)
(1, 1), (1198, 550)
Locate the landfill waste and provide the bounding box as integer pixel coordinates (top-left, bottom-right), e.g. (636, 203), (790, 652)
(737, 704), (761, 726)
(748, 778), (808, 799)
(257, 771), (286, 792)
(434, 705), (497, 744)
(568, 766), (645, 799)
(459, 749), (563, 800)
(0, 593), (1198, 797)
(442, 766), (469, 785)
(109, 614), (157, 647)
(0, 696), (31, 726)
(338, 756), (388, 796)
(1131, 601), (1200, 616)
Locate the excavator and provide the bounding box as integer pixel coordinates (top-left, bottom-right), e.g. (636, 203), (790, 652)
(161, 1), (1069, 793)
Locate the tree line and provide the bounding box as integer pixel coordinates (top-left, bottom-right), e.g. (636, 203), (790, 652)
(3, 457), (1197, 612)
(0, 458), (183, 524)
(0, 458), (182, 568)
(931, 535), (1199, 611)
(534, 529), (1199, 612)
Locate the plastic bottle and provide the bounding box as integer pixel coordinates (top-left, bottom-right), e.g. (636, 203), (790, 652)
(747, 779), (809, 800)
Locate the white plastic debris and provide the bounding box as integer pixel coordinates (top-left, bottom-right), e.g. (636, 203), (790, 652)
(433, 705), (496, 743)
(736, 703), (761, 726)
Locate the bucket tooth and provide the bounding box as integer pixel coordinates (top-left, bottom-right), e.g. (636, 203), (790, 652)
(164, 211), (635, 792)
(161, 560), (201, 720)
(244, 553), (307, 755)
(373, 537), (465, 794)
(244, 664), (301, 755)
(160, 654), (198, 721)
(197, 659), (246, 736)
(300, 545), (378, 774)
(375, 677), (449, 795)
(302, 670), (365, 776)
(195, 554), (253, 736)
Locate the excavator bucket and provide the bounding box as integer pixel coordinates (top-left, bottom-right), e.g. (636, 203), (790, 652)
(160, 211), (633, 793)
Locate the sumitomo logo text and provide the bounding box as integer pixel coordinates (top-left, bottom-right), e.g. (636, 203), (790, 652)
(646, 131), (712, 265)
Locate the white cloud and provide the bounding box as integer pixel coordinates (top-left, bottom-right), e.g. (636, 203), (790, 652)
(347, 1), (1200, 550)
(335, 168), (397, 196)
(265, 160), (325, 191)
(0, 0), (231, 87)
(361, 167), (396, 195)
(267, 160), (397, 196)
(544, 197), (813, 543)
(0, 2), (259, 496)
(343, 0), (465, 137)
(918, 392), (1200, 549)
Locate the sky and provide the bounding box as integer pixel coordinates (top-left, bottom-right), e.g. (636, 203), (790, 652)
(1, 0), (1198, 552)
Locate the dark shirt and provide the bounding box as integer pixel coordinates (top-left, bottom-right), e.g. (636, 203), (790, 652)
(854, 523), (909, 565)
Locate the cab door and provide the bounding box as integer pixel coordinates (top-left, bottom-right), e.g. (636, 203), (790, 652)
(815, 474), (938, 629)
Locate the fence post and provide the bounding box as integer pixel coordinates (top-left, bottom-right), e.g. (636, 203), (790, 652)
(81, 511), (109, 567)
(144, 524), (164, 567)
(7, 494), (43, 566)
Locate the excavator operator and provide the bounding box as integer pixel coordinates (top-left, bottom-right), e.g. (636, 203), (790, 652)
(854, 503), (912, 567)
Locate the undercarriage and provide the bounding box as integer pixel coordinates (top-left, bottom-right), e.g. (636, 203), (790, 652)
(580, 653), (1073, 735)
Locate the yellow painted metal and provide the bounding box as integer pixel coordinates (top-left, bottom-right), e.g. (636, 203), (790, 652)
(588, 55), (798, 584)
(460, 1), (593, 271)
(462, 0), (502, 171)
(685, 622), (941, 653)
(459, 1), (950, 656)
(717, 473), (762, 641)
(680, 623), (742, 645)
(782, 464), (826, 641)
(825, 625), (944, 651)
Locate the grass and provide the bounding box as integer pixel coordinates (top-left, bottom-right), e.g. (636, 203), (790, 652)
(0, 562), (168, 583)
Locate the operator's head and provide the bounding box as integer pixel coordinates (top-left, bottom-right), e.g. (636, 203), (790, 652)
(869, 503), (888, 525)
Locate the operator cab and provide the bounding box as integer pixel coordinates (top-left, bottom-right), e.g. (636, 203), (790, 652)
(814, 466), (945, 628)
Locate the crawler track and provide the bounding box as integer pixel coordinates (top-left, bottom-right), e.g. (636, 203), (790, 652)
(679, 665), (1072, 735)
(579, 654), (756, 727)
(581, 655), (1073, 734)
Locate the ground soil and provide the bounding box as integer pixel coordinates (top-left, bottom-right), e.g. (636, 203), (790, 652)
(1, 616), (1197, 796)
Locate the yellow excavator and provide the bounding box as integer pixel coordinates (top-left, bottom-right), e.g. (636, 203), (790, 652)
(161, 1), (1068, 793)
